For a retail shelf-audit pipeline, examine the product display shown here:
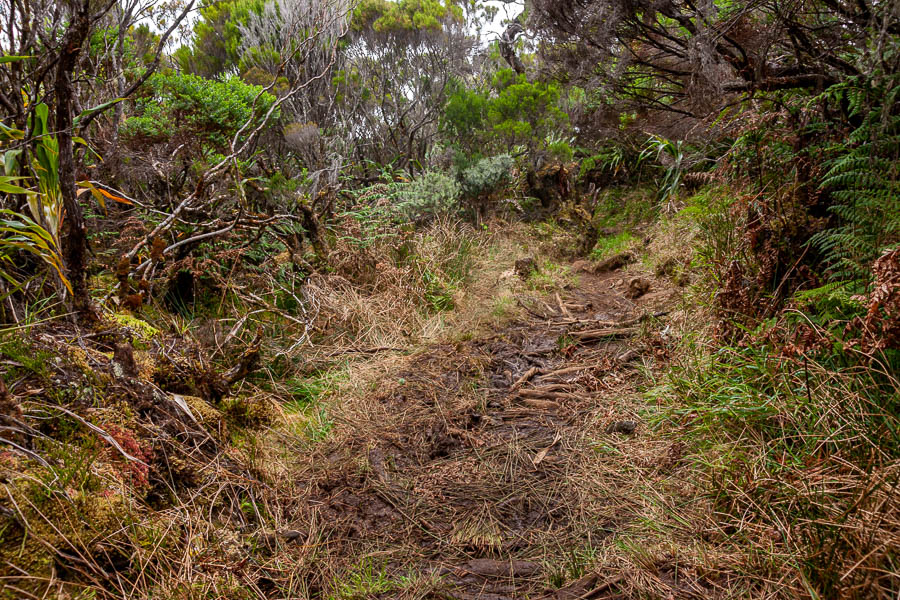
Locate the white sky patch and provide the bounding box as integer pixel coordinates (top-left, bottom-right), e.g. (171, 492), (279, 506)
(480, 0), (524, 40)
(154, 0), (525, 53)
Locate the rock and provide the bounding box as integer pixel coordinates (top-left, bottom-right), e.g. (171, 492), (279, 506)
(595, 252), (634, 273)
(113, 342), (138, 378)
(571, 260), (592, 273)
(606, 420), (637, 435)
(626, 277), (652, 299)
(515, 257), (539, 280)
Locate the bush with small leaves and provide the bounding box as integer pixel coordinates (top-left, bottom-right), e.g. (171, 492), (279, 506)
(121, 71), (277, 150)
(458, 154), (515, 202)
(394, 171), (461, 223)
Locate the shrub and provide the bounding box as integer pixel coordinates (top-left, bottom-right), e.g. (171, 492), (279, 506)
(121, 71), (278, 150)
(394, 171), (460, 222)
(458, 154), (514, 201)
(441, 71), (572, 160)
(283, 121), (321, 151)
(546, 137), (574, 163)
(120, 103), (176, 143)
(349, 171), (460, 229)
(578, 143), (632, 181)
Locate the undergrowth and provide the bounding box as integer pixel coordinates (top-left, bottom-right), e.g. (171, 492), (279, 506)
(0, 213), (550, 599)
(638, 182), (900, 598)
(591, 231), (635, 260)
(651, 331), (900, 596)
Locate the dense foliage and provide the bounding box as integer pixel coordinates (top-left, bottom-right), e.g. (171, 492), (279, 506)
(0, 0), (898, 596)
(122, 72), (277, 148)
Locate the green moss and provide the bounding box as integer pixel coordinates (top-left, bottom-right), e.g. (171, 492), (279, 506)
(221, 395), (278, 428)
(108, 312), (160, 345)
(0, 335), (53, 380)
(0, 456), (133, 598)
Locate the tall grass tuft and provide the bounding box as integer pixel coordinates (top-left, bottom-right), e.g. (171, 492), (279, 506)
(654, 314), (900, 597)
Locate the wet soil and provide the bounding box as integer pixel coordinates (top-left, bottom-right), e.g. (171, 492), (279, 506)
(290, 269), (680, 599)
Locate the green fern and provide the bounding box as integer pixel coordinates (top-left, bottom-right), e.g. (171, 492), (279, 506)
(810, 75), (900, 281)
(793, 281), (865, 322)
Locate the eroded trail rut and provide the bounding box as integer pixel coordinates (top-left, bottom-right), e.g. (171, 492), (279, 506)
(293, 268), (676, 599)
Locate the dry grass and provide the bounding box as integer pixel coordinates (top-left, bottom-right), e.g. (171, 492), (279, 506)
(0, 217), (571, 600)
(306, 217), (516, 349)
(3, 203), (896, 600)
(252, 264), (702, 599)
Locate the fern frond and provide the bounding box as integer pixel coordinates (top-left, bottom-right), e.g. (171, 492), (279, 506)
(813, 74), (900, 281)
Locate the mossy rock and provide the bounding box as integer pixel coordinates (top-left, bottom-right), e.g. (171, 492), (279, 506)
(220, 395), (280, 428)
(181, 394), (229, 438)
(108, 312), (160, 344)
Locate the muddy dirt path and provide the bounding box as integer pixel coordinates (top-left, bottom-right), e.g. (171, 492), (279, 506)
(292, 266), (679, 599)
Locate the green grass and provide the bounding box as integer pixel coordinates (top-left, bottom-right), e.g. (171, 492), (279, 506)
(277, 368), (346, 442)
(674, 185), (739, 268)
(593, 187), (658, 230)
(302, 407), (334, 442)
(491, 295), (515, 319)
(441, 234), (477, 283)
(284, 377), (332, 413)
(586, 186), (657, 260)
(590, 231), (635, 260)
(547, 545), (601, 588)
(283, 367), (347, 414)
(527, 260), (574, 292)
(328, 558), (408, 600)
(0, 335), (53, 380)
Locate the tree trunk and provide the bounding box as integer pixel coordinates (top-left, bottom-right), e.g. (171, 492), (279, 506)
(55, 0), (95, 319)
(499, 7), (527, 75)
(110, 3), (129, 156)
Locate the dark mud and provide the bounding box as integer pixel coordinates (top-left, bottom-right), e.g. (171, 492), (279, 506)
(286, 270), (680, 599)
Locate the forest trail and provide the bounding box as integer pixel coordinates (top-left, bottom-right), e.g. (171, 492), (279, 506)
(288, 262), (691, 599)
